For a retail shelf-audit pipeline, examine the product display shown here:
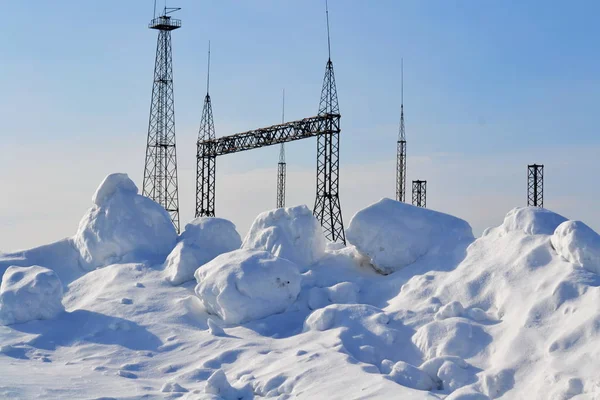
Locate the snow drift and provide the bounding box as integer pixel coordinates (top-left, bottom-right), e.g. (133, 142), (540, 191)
(73, 173), (177, 270)
(195, 249), (301, 324)
(0, 265), (64, 325)
(242, 205), (326, 271)
(346, 198), (474, 274)
(552, 220), (600, 274)
(165, 217), (241, 285)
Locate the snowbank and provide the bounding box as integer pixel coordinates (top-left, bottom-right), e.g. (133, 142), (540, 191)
(552, 220), (600, 274)
(165, 217), (241, 285)
(500, 207), (567, 236)
(73, 173), (177, 270)
(346, 198), (474, 274)
(242, 205), (326, 271)
(194, 250), (301, 324)
(0, 265), (64, 325)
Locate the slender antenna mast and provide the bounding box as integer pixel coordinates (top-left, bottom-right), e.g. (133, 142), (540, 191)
(206, 41), (211, 95)
(153, 0), (157, 19)
(326, 0), (332, 60)
(401, 58), (404, 107)
(282, 89), (285, 123)
(277, 89), (287, 208)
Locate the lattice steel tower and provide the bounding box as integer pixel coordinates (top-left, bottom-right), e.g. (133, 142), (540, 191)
(276, 89), (286, 208)
(527, 164), (544, 207)
(396, 59), (407, 202)
(412, 180), (427, 208)
(143, 7), (181, 232)
(314, 0), (345, 244)
(195, 42), (216, 218)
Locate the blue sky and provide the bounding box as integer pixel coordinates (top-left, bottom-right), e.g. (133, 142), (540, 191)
(2, 1), (600, 250)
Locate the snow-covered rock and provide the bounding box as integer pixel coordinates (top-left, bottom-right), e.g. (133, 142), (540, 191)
(412, 319), (490, 360)
(0, 265), (64, 325)
(346, 198), (474, 274)
(552, 220), (600, 274)
(194, 249), (301, 324)
(204, 369), (252, 399)
(241, 205), (326, 271)
(387, 361), (434, 390)
(165, 217), (241, 285)
(501, 207), (567, 236)
(73, 173), (177, 270)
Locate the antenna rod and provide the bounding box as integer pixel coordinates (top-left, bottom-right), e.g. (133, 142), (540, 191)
(153, 0), (157, 19)
(206, 41), (211, 95)
(326, 0), (331, 60)
(282, 89), (285, 123)
(401, 58), (404, 105)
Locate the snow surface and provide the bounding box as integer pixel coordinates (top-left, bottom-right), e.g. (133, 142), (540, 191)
(0, 265), (64, 325)
(74, 173), (177, 270)
(195, 249), (301, 324)
(165, 217), (242, 285)
(2, 180), (600, 399)
(242, 205), (326, 271)
(346, 198), (474, 274)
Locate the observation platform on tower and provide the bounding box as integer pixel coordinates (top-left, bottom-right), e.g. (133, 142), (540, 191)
(149, 15), (181, 31)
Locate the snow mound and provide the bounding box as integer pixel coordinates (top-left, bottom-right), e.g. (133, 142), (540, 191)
(0, 265), (64, 325)
(387, 361), (434, 390)
(346, 198), (474, 274)
(165, 217), (241, 285)
(501, 207), (567, 236)
(204, 369), (252, 400)
(552, 220), (600, 274)
(241, 205), (326, 271)
(73, 173), (177, 270)
(194, 249), (301, 324)
(412, 319), (491, 359)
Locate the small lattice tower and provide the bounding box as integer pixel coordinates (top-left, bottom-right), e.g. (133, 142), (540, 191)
(196, 42), (217, 217)
(314, 0), (345, 244)
(396, 59), (407, 202)
(527, 164), (544, 207)
(412, 180), (427, 208)
(276, 89), (286, 208)
(143, 6), (182, 232)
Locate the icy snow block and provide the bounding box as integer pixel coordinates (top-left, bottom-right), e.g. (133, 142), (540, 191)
(346, 198), (474, 274)
(501, 207), (567, 236)
(241, 205), (326, 271)
(194, 249), (301, 324)
(165, 217), (242, 285)
(74, 173), (177, 270)
(0, 266), (64, 325)
(552, 220), (600, 274)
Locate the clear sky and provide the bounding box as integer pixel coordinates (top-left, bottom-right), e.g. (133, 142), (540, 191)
(2, 0), (600, 251)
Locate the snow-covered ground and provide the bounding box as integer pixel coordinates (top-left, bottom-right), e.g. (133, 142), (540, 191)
(1, 173), (600, 399)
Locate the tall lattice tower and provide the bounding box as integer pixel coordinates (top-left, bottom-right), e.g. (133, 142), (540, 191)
(396, 59), (407, 202)
(196, 42), (217, 218)
(527, 164), (544, 207)
(412, 180), (427, 208)
(143, 7), (181, 232)
(276, 89), (286, 208)
(314, 0), (345, 244)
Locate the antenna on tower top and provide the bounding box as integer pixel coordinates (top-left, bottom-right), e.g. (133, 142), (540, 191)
(325, 0), (332, 60)
(401, 58), (404, 106)
(281, 89), (285, 123)
(206, 41), (211, 95)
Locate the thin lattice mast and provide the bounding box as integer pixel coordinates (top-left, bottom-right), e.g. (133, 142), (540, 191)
(412, 180), (426, 208)
(196, 41), (217, 217)
(276, 89), (286, 208)
(143, 5), (182, 232)
(527, 164), (544, 207)
(314, 0), (346, 244)
(396, 59), (407, 202)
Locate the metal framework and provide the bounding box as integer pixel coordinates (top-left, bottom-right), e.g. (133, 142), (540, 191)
(396, 59), (407, 202)
(527, 164), (544, 207)
(195, 42), (216, 218)
(277, 90), (286, 208)
(412, 180), (427, 208)
(143, 12), (181, 232)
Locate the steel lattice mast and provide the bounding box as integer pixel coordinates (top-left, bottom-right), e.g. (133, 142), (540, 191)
(276, 89), (286, 208)
(143, 8), (181, 233)
(527, 164), (544, 207)
(412, 180), (427, 208)
(314, 0), (345, 244)
(195, 42), (217, 218)
(396, 59), (407, 202)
